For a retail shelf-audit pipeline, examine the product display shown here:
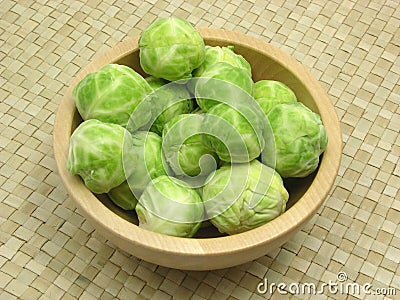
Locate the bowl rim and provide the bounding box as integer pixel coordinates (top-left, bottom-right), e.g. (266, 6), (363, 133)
(53, 28), (342, 266)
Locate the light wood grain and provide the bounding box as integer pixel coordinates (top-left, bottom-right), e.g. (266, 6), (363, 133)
(53, 28), (342, 270)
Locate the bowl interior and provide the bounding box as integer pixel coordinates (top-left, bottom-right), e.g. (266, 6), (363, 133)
(70, 37), (321, 238)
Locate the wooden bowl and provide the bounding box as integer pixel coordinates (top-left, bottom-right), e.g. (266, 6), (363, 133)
(53, 28), (342, 270)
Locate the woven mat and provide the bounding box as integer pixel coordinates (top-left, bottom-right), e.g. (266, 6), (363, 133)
(1, 0), (399, 299)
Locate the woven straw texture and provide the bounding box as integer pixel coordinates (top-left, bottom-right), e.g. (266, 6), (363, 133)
(1, 0), (399, 299)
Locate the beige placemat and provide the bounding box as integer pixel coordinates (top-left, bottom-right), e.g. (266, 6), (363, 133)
(0, 0), (399, 299)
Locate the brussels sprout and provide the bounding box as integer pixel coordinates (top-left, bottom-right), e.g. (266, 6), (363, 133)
(145, 75), (169, 88)
(139, 17), (205, 81)
(203, 102), (266, 163)
(162, 113), (218, 178)
(72, 64), (153, 128)
(109, 131), (168, 210)
(253, 80), (297, 115)
(67, 119), (134, 194)
(195, 62), (254, 112)
(108, 181), (137, 210)
(262, 102), (328, 178)
(203, 160), (289, 235)
(145, 76), (195, 135)
(136, 175), (204, 237)
(193, 45), (252, 78)
(125, 131), (168, 197)
(188, 46), (252, 93)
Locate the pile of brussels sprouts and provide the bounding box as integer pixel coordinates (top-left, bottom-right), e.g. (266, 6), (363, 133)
(67, 17), (328, 238)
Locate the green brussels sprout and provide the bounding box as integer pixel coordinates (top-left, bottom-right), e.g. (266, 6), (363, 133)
(108, 181), (137, 210)
(188, 45), (252, 93)
(139, 17), (205, 81)
(125, 131), (169, 197)
(202, 160), (289, 235)
(145, 75), (169, 88)
(109, 131), (168, 210)
(253, 80), (297, 115)
(136, 175), (204, 237)
(193, 45), (252, 78)
(262, 102), (328, 178)
(145, 76), (195, 135)
(203, 102), (266, 163)
(162, 113), (218, 178)
(195, 62), (254, 112)
(72, 64), (153, 128)
(67, 119), (134, 194)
